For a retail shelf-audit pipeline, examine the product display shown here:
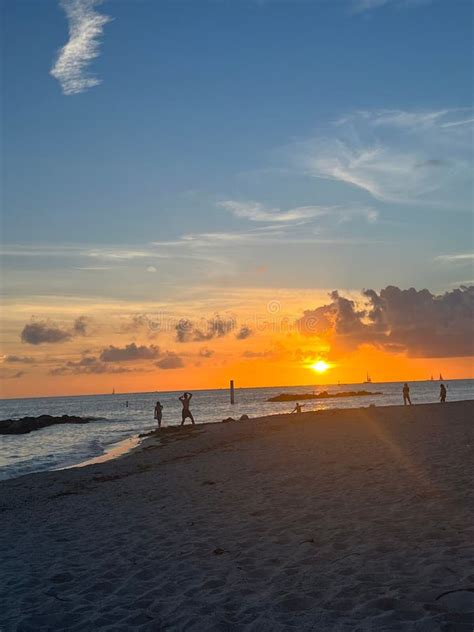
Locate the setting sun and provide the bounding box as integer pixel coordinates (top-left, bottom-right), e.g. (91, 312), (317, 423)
(310, 360), (330, 374)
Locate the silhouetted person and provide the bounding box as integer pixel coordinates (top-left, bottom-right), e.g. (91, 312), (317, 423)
(154, 400), (163, 428)
(179, 392), (195, 425)
(292, 403), (304, 414)
(402, 383), (412, 406)
(439, 383), (447, 403)
(125, 400), (129, 408)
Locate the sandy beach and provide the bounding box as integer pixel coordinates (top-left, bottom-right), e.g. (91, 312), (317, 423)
(1, 401), (473, 631)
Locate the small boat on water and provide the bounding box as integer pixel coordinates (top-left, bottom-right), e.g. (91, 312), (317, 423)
(364, 372), (372, 384)
(439, 373), (444, 381)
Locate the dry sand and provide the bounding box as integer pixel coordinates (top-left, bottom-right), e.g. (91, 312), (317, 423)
(1, 401), (473, 631)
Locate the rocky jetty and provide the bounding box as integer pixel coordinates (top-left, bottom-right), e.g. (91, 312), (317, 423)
(0, 415), (97, 435)
(267, 390), (382, 402)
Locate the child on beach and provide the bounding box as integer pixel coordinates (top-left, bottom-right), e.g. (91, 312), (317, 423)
(154, 401), (163, 428)
(179, 392), (195, 425)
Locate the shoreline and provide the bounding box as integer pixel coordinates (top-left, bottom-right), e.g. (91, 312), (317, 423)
(1, 400), (473, 630)
(2, 398), (474, 483)
(57, 433), (144, 471)
(34, 397), (474, 474)
(41, 398), (474, 480)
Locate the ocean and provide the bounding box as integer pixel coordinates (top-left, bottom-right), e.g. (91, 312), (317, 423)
(1, 379), (472, 481)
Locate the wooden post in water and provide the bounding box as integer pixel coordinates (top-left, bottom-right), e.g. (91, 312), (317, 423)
(230, 380), (235, 404)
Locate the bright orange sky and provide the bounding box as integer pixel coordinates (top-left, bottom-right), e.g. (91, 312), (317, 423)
(1, 288), (472, 399)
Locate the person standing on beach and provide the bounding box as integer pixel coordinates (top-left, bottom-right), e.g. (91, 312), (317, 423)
(439, 383), (447, 403)
(402, 383), (412, 406)
(154, 400), (163, 428)
(179, 392), (195, 425)
(292, 403), (304, 414)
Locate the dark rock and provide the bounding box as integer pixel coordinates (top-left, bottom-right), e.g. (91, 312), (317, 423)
(0, 415), (97, 435)
(240, 414), (250, 421)
(267, 390), (383, 402)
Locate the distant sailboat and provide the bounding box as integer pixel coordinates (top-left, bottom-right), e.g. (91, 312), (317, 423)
(112, 387), (115, 395)
(430, 375), (434, 381)
(439, 373), (443, 381)
(364, 372), (372, 384)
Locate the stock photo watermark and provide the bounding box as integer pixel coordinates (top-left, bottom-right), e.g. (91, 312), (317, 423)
(133, 301), (325, 338)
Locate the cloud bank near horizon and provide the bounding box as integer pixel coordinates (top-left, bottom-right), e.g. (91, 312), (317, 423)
(298, 285), (474, 358)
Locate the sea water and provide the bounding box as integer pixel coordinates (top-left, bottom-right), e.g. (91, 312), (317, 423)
(1, 380), (472, 481)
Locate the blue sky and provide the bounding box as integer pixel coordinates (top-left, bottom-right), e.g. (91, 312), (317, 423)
(3, 0), (473, 297)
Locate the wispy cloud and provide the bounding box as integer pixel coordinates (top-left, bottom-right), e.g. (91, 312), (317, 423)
(352, 0), (391, 11)
(351, 0), (432, 13)
(441, 117), (474, 129)
(305, 143), (429, 202)
(2, 355), (35, 364)
(0, 244), (83, 257)
(217, 200), (329, 223)
(155, 229), (380, 249)
(436, 253), (474, 263)
(86, 248), (153, 261)
(0, 243), (222, 265)
(50, 357), (134, 375)
(50, 0), (111, 95)
(1, 370), (27, 380)
(336, 108), (471, 130)
(295, 108), (473, 205)
(217, 200), (378, 225)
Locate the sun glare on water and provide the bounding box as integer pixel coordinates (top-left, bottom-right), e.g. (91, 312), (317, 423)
(310, 360), (330, 374)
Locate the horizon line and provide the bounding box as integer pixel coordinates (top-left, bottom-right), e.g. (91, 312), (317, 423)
(1, 376), (473, 402)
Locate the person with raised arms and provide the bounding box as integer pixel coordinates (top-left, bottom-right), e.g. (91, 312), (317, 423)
(179, 392), (195, 425)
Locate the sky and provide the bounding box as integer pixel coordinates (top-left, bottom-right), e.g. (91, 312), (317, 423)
(1, 0), (473, 398)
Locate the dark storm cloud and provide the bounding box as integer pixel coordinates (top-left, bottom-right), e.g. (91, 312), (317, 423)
(72, 316), (89, 336)
(120, 314), (161, 334)
(175, 315), (235, 343)
(99, 343), (160, 362)
(21, 322), (73, 345)
(4, 355), (35, 364)
(156, 352), (185, 370)
(296, 285), (474, 358)
(50, 356), (133, 376)
(236, 326), (253, 340)
(21, 315), (90, 345)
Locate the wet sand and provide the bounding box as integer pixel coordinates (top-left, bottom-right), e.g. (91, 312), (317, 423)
(1, 401), (473, 631)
